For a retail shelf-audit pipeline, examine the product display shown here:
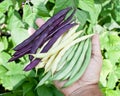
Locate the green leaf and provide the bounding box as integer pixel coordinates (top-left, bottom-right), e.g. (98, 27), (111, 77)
(0, 37), (8, 51)
(0, 12), (5, 24)
(3, 37), (8, 50)
(0, 52), (13, 65)
(108, 22), (120, 30)
(0, 39), (5, 52)
(22, 5), (32, 21)
(107, 72), (118, 89)
(100, 59), (113, 87)
(107, 50), (120, 65)
(100, 31), (120, 51)
(75, 9), (88, 29)
(7, 7), (28, 45)
(105, 32), (120, 64)
(112, 0), (120, 24)
(37, 85), (53, 96)
(14, 0), (25, 10)
(0, 65), (7, 83)
(24, 91), (35, 96)
(5, 63), (24, 76)
(0, 0), (13, 13)
(50, 86), (64, 96)
(106, 89), (120, 96)
(22, 82), (35, 96)
(31, 0), (48, 5)
(11, 28), (29, 45)
(100, 31), (109, 50)
(0, 65), (7, 74)
(78, 0), (101, 24)
(78, 0), (94, 22)
(0, 91), (22, 96)
(54, 0), (78, 14)
(7, 10), (24, 30)
(115, 67), (120, 78)
(1, 75), (25, 90)
(49, 0), (55, 3)
(23, 12), (37, 28)
(31, 0), (49, 17)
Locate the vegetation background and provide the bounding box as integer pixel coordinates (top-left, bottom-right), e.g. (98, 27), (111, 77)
(0, 0), (120, 96)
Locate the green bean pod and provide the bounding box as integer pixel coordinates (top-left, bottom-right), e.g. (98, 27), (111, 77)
(63, 39), (91, 87)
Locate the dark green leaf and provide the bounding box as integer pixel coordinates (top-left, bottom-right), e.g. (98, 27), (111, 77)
(37, 85), (53, 96)
(54, 0), (78, 14)
(22, 82), (35, 96)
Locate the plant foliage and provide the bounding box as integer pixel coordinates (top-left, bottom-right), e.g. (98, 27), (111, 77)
(0, 0), (120, 96)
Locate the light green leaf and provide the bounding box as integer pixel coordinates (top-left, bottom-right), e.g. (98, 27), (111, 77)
(11, 28), (29, 45)
(14, 0), (25, 10)
(7, 10), (24, 30)
(23, 13), (37, 28)
(1, 75), (25, 90)
(108, 22), (120, 30)
(100, 31), (110, 50)
(107, 72), (118, 89)
(109, 32), (120, 45)
(0, 65), (7, 74)
(31, 0), (48, 5)
(0, 12), (5, 24)
(5, 63), (24, 75)
(2, 37), (8, 50)
(0, 65), (7, 83)
(100, 59), (113, 87)
(0, 39), (4, 52)
(93, 24), (104, 34)
(106, 89), (120, 96)
(115, 67), (120, 78)
(100, 31), (120, 51)
(0, 52), (13, 65)
(105, 32), (120, 64)
(0, 0), (13, 13)
(107, 50), (120, 65)
(0, 37), (8, 51)
(22, 5), (32, 21)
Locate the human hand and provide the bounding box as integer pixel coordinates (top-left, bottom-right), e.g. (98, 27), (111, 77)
(54, 33), (103, 96)
(28, 18), (103, 96)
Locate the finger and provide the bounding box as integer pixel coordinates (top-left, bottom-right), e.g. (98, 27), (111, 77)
(35, 18), (45, 27)
(54, 80), (67, 89)
(28, 27), (36, 35)
(54, 80), (74, 95)
(80, 34), (102, 83)
(54, 80), (84, 96)
(91, 34), (102, 57)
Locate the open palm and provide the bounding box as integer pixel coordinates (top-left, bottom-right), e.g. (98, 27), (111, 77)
(28, 18), (103, 96)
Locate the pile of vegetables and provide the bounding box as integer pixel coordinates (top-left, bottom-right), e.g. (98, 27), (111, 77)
(9, 7), (93, 87)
